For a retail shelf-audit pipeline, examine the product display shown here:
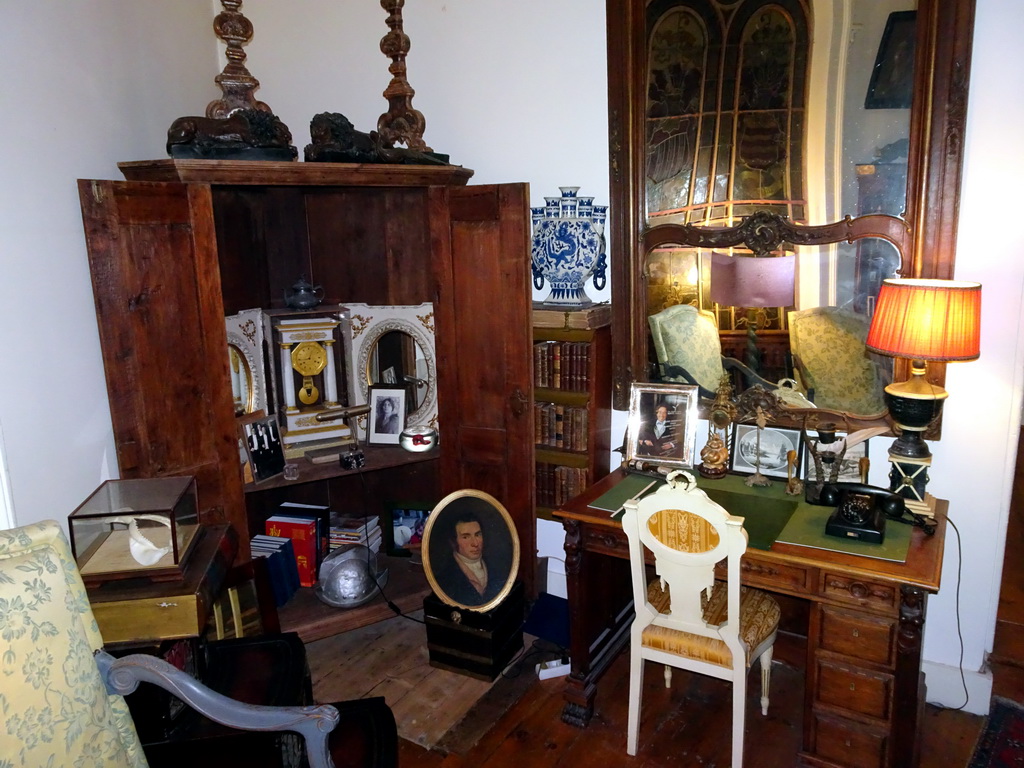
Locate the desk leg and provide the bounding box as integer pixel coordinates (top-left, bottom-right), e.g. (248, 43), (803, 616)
(560, 519), (634, 727)
(895, 585), (927, 768)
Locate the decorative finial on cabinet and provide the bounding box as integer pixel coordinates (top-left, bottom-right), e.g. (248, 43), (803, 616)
(207, 0), (271, 119)
(378, 0), (431, 151)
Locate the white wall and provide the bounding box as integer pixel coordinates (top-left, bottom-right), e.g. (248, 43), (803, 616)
(1, 0), (1019, 715)
(0, 2), (218, 534)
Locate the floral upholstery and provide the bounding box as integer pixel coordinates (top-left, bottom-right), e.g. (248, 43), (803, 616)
(788, 306), (887, 415)
(0, 520), (146, 768)
(649, 305), (723, 392)
(643, 580), (781, 667)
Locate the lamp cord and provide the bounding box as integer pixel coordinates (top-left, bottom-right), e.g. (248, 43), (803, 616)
(925, 513), (969, 711)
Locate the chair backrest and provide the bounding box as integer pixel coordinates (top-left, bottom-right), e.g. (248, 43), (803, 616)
(788, 306), (887, 414)
(0, 520), (147, 767)
(622, 472), (747, 657)
(648, 304), (724, 393)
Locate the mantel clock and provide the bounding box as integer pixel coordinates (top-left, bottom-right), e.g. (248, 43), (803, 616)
(265, 307), (351, 450)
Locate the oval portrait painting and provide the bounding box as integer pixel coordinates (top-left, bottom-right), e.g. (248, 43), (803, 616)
(422, 490), (520, 612)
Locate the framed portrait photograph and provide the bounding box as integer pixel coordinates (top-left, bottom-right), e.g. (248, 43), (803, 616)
(804, 431), (870, 485)
(368, 387), (406, 445)
(624, 382), (699, 470)
(421, 490), (520, 613)
(730, 424), (802, 480)
(386, 503), (433, 557)
(238, 412), (285, 483)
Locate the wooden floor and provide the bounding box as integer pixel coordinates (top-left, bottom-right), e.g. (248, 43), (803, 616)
(359, 429), (1024, 767)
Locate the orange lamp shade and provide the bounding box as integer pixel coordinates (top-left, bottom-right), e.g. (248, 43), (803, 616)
(866, 279), (981, 362)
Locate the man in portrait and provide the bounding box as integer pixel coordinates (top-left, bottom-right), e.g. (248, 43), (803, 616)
(435, 511), (504, 607)
(638, 402), (677, 457)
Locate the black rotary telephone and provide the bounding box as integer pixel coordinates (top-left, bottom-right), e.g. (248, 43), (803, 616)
(819, 482), (935, 544)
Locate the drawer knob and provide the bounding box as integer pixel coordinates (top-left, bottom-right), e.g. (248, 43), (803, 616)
(852, 628), (860, 638)
(850, 582), (868, 598)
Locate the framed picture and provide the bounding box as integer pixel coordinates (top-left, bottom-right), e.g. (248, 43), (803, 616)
(624, 382), (700, 470)
(238, 412), (285, 483)
(730, 424), (802, 480)
(421, 489), (520, 612)
(386, 503), (434, 557)
(865, 10), (916, 109)
(368, 387), (406, 444)
(804, 431), (870, 485)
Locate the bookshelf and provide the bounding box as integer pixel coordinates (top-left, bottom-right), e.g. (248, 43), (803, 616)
(532, 305), (612, 519)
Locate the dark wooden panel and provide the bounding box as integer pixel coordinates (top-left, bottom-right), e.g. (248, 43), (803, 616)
(79, 180), (247, 554)
(433, 183), (536, 599)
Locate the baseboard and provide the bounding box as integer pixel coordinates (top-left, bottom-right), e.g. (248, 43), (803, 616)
(923, 660), (992, 715)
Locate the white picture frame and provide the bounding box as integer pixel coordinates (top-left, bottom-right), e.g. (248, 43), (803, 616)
(624, 382), (700, 470)
(730, 424), (802, 479)
(368, 387), (406, 445)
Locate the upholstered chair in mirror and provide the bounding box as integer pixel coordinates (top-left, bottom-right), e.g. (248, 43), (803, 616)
(788, 306), (889, 416)
(649, 303), (779, 399)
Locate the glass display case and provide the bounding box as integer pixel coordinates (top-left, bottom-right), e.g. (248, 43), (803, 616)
(69, 476), (201, 585)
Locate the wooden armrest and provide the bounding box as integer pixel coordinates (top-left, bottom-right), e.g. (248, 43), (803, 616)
(96, 650), (339, 768)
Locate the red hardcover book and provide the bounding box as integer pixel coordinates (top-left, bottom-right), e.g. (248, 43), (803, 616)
(265, 515), (318, 587)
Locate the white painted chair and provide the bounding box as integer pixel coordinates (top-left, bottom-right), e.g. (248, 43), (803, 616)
(622, 471), (780, 764)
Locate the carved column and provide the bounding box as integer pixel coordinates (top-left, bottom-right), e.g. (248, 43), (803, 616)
(895, 585), (928, 768)
(378, 0), (430, 151)
(207, 0), (270, 119)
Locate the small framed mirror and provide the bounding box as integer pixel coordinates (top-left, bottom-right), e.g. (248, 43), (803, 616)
(343, 303), (437, 440)
(225, 308), (268, 416)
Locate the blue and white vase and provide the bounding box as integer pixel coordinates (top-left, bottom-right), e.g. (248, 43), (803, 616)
(531, 187), (608, 306)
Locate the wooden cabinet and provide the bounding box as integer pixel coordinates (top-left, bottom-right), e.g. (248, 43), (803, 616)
(78, 160), (537, 605)
(531, 306), (611, 518)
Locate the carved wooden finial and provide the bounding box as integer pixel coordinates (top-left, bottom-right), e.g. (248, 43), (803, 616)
(377, 0), (431, 151)
(207, 0), (271, 119)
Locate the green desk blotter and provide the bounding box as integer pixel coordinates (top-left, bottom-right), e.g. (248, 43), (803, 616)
(775, 504), (911, 563)
(590, 472), (798, 552)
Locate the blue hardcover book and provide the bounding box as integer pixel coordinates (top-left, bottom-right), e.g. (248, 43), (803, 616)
(251, 535), (300, 604)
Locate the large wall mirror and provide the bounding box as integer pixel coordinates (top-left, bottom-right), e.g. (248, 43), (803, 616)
(607, 0), (976, 432)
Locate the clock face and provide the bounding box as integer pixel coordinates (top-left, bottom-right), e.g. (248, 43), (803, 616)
(291, 342), (328, 377)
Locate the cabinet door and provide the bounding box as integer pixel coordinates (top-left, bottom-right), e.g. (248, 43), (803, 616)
(78, 180), (247, 554)
(432, 183), (536, 598)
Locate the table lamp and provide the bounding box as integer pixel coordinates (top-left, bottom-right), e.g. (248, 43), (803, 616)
(865, 278), (981, 510)
(710, 253), (796, 372)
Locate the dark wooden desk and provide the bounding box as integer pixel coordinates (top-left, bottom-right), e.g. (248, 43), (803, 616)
(554, 469), (946, 768)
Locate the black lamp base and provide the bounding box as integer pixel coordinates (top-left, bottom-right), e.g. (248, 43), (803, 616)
(883, 391), (945, 459)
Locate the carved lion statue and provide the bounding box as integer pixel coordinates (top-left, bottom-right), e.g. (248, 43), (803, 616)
(166, 109), (297, 159)
(304, 112), (448, 165)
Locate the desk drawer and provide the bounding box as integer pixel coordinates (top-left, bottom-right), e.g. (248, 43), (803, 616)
(816, 658), (893, 720)
(821, 571), (899, 613)
(716, 556), (815, 595)
(818, 606), (896, 668)
(812, 712), (889, 768)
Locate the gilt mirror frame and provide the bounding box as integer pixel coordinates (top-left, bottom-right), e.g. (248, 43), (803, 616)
(606, 0), (976, 436)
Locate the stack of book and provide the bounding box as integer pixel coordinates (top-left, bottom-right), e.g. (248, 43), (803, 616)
(249, 534), (300, 606)
(329, 514), (383, 554)
(265, 505), (328, 588)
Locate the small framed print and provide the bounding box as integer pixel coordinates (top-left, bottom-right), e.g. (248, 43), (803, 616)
(624, 382), (700, 471)
(238, 412), (285, 483)
(368, 387), (406, 445)
(730, 424), (802, 480)
(804, 431), (870, 485)
(386, 503), (434, 557)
